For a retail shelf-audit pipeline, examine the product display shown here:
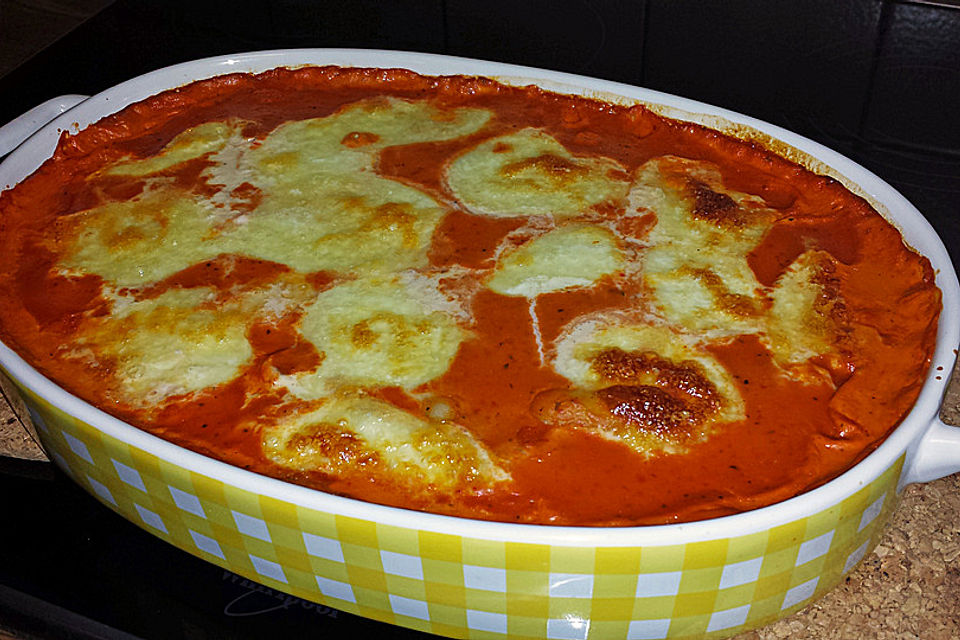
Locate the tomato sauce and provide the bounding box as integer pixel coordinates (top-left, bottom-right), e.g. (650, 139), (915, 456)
(0, 67), (941, 525)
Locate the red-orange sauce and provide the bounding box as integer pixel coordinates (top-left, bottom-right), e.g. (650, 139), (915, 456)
(0, 67), (941, 525)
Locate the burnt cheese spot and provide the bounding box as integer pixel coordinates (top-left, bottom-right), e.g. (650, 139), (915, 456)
(687, 179), (744, 228)
(351, 321), (378, 348)
(286, 422), (379, 471)
(591, 347), (721, 418)
(597, 385), (698, 437)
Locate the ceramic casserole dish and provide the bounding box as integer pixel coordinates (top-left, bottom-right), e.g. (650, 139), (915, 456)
(1, 49), (958, 640)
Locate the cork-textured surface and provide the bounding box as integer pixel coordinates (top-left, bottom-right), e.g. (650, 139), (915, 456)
(738, 357), (960, 639)
(0, 359), (958, 637)
(0, 372), (44, 461)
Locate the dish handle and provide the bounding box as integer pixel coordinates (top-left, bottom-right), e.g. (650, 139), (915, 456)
(0, 95), (89, 158)
(901, 416), (960, 486)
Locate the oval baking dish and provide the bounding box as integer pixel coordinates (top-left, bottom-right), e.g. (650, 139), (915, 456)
(1, 49), (958, 640)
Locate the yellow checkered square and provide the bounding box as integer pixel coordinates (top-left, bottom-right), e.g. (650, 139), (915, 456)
(683, 539), (729, 570)
(462, 539), (506, 567)
(506, 594), (550, 618)
(765, 520), (807, 553)
(672, 590), (718, 617)
(588, 620), (631, 640)
(594, 574), (640, 599)
(506, 570), (549, 597)
(550, 546), (595, 574)
(377, 523), (421, 555)
(425, 579), (466, 607)
(335, 515), (379, 548)
(384, 574), (427, 601)
(713, 583), (756, 611)
(590, 596), (636, 621)
(505, 542), (551, 572)
(678, 566), (723, 594)
(308, 556), (350, 582)
(723, 531), (768, 565)
(423, 558), (465, 586)
(506, 614), (548, 638)
(341, 542), (383, 571)
(638, 544), (686, 572)
(752, 570), (792, 601)
(419, 531), (463, 562)
(463, 589), (507, 613)
(595, 547), (643, 574)
(294, 505), (339, 537)
(630, 595), (678, 620)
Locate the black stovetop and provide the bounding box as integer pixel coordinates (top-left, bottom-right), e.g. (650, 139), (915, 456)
(1, 2), (957, 638)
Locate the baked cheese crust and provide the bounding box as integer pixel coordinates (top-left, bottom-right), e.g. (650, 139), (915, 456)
(0, 67), (940, 525)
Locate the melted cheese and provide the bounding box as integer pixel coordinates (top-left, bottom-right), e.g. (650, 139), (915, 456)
(446, 129), (630, 218)
(634, 156), (775, 337)
(536, 319), (743, 455)
(104, 121), (241, 177)
(261, 395), (507, 491)
(69, 274), (314, 406)
(766, 250), (841, 368)
(486, 224), (623, 297)
(55, 184), (223, 287)
(75, 287), (251, 405)
(280, 276), (466, 399)
(233, 98), (489, 274)
(57, 98), (490, 286)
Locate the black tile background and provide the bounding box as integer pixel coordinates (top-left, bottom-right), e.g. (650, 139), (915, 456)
(642, 0), (884, 140)
(445, 0), (645, 83)
(864, 0), (960, 152)
(2, 0), (957, 160)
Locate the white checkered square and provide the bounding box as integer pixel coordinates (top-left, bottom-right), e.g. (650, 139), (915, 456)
(232, 511), (271, 541)
(549, 573), (594, 598)
(381, 550), (424, 580)
(168, 485), (206, 518)
(718, 557), (763, 589)
(111, 459), (146, 492)
(547, 616), (590, 640)
(389, 594), (430, 621)
(303, 532), (345, 562)
(62, 432), (93, 464)
(782, 577), (819, 610)
(466, 609), (508, 634)
(706, 604), (750, 632)
(315, 576), (356, 603)
(134, 503), (168, 534)
(796, 530), (834, 566)
(635, 571), (682, 598)
(463, 565), (507, 592)
(26, 408), (48, 433)
(249, 554), (287, 583)
(843, 540), (870, 574)
(859, 495), (885, 531)
(189, 529), (225, 559)
(86, 475), (116, 506)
